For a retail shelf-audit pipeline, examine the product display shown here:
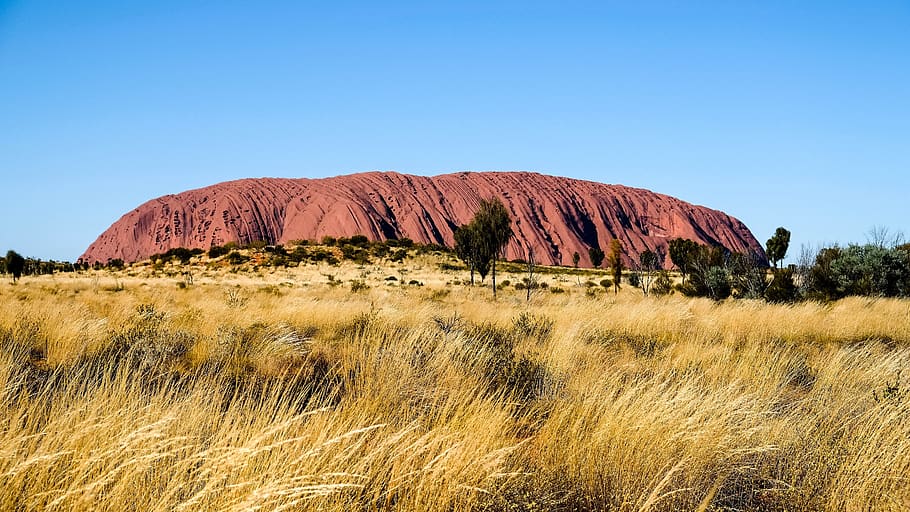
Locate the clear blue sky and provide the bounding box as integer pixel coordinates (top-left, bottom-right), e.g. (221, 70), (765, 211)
(1, 1), (908, 262)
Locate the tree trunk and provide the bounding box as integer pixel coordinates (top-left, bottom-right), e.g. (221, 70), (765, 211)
(492, 258), (497, 299)
(526, 245), (534, 302)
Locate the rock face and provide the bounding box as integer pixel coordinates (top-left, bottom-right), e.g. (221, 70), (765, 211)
(81, 171), (766, 267)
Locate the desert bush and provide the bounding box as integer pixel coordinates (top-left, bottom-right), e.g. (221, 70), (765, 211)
(703, 266), (731, 300)
(388, 248), (408, 262)
(429, 288), (451, 301)
(153, 247), (203, 264)
(651, 270), (672, 296)
(309, 248), (339, 265)
(226, 251), (250, 265)
(512, 312), (554, 343)
(386, 237), (414, 248)
(225, 288), (248, 308)
(340, 244), (370, 264)
(244, 240), (268, 250)
(348, 234), (369, 247)
(457, 322), (552, 403)
(765, 268), (798, 302)
(106, 258), (125, 270)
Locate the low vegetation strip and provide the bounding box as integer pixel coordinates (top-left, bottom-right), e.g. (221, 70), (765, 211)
(1, 272), (909, 511)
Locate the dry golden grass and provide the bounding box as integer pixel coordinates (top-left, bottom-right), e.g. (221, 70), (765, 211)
(1, 261), (909, 511)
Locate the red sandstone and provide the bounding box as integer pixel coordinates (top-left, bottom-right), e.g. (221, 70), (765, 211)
(81, 171), (766, 267)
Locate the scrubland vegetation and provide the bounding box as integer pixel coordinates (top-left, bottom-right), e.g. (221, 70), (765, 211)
(2, 255), (909, 511)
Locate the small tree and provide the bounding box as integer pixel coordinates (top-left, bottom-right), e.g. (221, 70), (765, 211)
(454, 224), (480, 285)
(652, 271), (673, 296)
(766, 227), (791, 269)
(728, 251), (768, 299)
(588, 246), (605, 268)
(634, 249), (662, 296)
(472, 198), (513, 299)
(704, 266), (732, 300)
(607, 239), (623, 294)
(572, 251), (580, 269)
(668, 238), (699, 283)
(6, 250), (25, 282)
(525, 243), (535, 302)
(683, 245), (728, 298)
(867, 226), (905, 249)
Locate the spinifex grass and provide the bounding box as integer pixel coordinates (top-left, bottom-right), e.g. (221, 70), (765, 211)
(1, 267), (908, 511)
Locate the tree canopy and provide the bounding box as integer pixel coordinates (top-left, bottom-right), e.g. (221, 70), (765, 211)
(668, 238), (700, 282)
(588, 246), (605, 268)
(766, 227), (791, 268)
(453, 198), (513, 297)
(5, 250), (25, 282)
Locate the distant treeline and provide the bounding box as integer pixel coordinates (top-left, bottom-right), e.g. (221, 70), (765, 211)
(622, 233), (910, 302)
(144, 236), (448, 269)
(1, 250), (83, 281)
(5, 231), (910, 302)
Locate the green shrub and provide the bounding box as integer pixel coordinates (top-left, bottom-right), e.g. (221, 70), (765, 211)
(651, 271), (673, 296)
(389, 249), (409, 262)
(208, 245), (230, 258)
(243, 240), (268, 250)
(226, 251), (249, 265)
(765, 268), (797, 302)
(349, 234), (369, 247)
(704, 266), (731, 300)
(806, 244), (910, 299)
(309, 248), (339, 265)
(458, 322), (552, 403)
(340, 245), (370, 264)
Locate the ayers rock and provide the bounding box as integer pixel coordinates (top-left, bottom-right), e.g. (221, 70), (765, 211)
(81, 171), (766, 267)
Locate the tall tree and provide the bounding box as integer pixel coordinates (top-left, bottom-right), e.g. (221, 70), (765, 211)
(607, 239), (623, 294)
(472, 198), (513, 299)
(766, 227), (791, 269)
(588, 246), (605, 268)
(454, 224), (479, 285)
(6, 250), (25, 282)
